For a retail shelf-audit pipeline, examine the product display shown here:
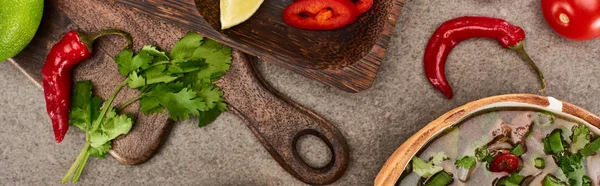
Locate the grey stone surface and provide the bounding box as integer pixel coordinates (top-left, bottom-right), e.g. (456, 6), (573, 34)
(2, 0), (600, 185)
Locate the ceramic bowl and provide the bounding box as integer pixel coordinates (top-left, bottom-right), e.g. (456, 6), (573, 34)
(374, 94), (600, 186)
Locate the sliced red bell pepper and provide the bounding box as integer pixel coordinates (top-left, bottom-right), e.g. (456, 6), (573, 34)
(294, 0), (373, 14)
(283, 0), (359, 30)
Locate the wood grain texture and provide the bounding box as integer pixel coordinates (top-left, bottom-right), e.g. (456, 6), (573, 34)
(217, 51), (349, 185)
(11, 0), (175, 165)
(11, 0), (350, 184)
(114, 0), (406, 93)
(374, 94), (600, 186)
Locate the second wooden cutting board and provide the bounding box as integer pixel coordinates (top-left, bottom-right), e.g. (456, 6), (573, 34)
(11, 0), (350, 185)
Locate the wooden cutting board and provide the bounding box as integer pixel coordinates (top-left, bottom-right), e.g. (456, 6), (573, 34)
(11, 0), (349, 185)
(117, 0), (406, 93)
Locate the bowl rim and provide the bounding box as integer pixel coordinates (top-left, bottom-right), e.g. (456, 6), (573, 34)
(374, 94), (600, 186)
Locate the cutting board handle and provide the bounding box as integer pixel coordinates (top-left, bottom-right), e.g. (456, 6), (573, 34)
(217, 51), (350, 185)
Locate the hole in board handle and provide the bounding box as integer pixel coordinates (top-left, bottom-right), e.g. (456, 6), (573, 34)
(292, 129), (335, 170)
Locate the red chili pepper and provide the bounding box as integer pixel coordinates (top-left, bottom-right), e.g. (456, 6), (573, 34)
(293, 0), (373, 15)
(350, 0), (373, 14)
(42, 29), (132, 143)
(283, 0), (359, 30)
(490, 153), (519, 173)
(424, 16), (546, 99)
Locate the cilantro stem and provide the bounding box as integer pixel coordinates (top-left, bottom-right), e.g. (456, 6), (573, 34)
(72, 152), (91, 182)
(139, 84), (156, 94)
(116, 95), (143, 112)
(64, 79), (128, 183)
(150, 61), (170, 66)
(62, 141), (90, 183)
(91, 79), (128, 132)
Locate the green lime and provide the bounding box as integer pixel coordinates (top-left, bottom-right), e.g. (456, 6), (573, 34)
(0, 0), (44, 62)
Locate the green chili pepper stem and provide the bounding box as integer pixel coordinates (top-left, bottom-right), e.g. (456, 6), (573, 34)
(509, 43), (546, 92)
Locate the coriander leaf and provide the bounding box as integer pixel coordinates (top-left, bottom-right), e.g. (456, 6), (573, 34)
(215, 102), (227, 112)
(412, 156), (443, 178)
(90, 96), (102, 122)
(71, 81), (93, 109)
(141, 45), (169, 61)
(475, 145), (488, 161)
(191, 38), (232, 82)
(168, 59), (206, 74)
(140, 96), (164, 114)
(194, 82), (224, 109)
(141, 83), (207, 121)
(582, 176), (592, 186)
(115, 49), (134, 76)
(179, 70), (200, 87)
(197, 107), (223, 128)
(140, 82), (185, 115)
(571, 125), (591, 154)
(456, 156), (476, 169)
(89, 109), (134, 148)
(169, 32), (204, 60)
(160, 88), (206, 120)
(69, 81), (103, 131)
(69, 108), (87, 130)
(88, 141), (111, 158)
(69, 81), (93, 130)
(197, 36), (223, 50)
(145, 64), (179, 85)
(128, 71), (146, 89)
(131, 49), (153, 71)
(557, 152), (582, 173)
(147, 75), (179, 85)
(556, 151), (588, 186)
(153, 81), (185, 93)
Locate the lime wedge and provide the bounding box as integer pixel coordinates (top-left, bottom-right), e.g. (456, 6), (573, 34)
(220, 0), (264, 30)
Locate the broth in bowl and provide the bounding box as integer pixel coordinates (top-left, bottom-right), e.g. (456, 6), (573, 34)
(397, 109), (600, 186)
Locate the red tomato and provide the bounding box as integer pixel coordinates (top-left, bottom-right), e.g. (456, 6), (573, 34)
(293, 0), (373, 14)
(541, 0), (600, 40)
(490, 153), (519, 173)
(283, 0), (359, 30)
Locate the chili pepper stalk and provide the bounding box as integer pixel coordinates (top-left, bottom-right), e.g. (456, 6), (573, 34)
(508, 43), (546, 92)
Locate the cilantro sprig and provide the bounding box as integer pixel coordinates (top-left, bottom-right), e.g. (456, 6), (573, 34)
(62, 32), (231, 183)
(455, 156), (476, 169)
(115, 32), (230, 125)
(62, 81), (134, 183)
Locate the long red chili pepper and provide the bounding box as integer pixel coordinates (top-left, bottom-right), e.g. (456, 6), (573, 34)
(424, 16), (546, 99)
(42, 29), (132, 143)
